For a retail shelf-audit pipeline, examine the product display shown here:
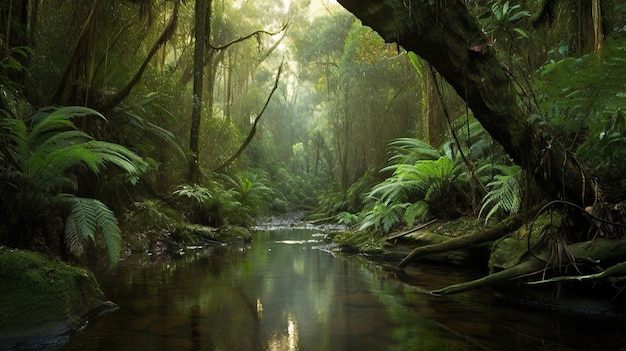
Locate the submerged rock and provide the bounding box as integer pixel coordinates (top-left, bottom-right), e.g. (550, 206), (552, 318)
(0, 247), (117, 350)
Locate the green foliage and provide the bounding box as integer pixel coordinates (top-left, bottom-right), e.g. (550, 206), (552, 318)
(353, 119), (528, 234)
(537, 38), (626, 180)
(358, 139), (469, 234)
(108, 93), (184, 158)
(172, 182), (226, 225)
(0, 106), (146, 264)
(479, 164), (522, 223)
(173, 183), (214, 206)
(221, 172), (274, 226)
(172, 172), (274, 227)
(484, 0), (531, 40)
(0, 45), (32, 115)
(123, 199), (180, 234)
(60, 195), (121, 264)
(335, 211), (360, 228)
(359, 202), (407, 234)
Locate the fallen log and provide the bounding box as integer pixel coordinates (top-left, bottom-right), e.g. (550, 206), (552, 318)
(430, 237), (626, 296)
(397, 215), (525, 268)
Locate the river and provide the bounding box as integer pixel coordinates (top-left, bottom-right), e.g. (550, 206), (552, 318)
(59, 224), (626, 350)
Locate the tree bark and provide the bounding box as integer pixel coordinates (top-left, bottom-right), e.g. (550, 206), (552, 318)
(188, 0), (210, 183)
(337, 0), (593, 206)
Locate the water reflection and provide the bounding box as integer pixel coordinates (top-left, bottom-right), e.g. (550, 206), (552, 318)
(59, 228), (626, 351)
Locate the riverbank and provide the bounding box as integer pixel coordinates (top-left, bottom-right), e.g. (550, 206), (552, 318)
(328, 215), (626, 319)
(0, 247), (118, 350)
(0, 222), (254, 350)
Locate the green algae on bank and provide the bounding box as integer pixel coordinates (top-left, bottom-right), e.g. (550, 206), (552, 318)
(0, 247), (117, 350)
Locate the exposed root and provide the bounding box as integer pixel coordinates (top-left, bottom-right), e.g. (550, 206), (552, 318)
(430, 237), (626, 296)
(396, 215), (524, 269)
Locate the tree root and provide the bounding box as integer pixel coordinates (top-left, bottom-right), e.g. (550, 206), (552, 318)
(525, 261), (626, 286)
(397, 215), (525, 268)
(430, 237), (626, 296)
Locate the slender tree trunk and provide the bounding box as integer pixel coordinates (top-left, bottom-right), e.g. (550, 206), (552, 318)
(51, 0), (101, 104)
(591, 0), (603, 53)
(188, 0), (209, 183)
(425, 63), (445, 147)
(337, 0), (594, 206)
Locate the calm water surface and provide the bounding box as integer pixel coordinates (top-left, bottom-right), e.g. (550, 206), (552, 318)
(61, 227), (626, 350)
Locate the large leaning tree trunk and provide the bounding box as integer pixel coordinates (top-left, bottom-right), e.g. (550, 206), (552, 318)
(337, 0), (593, 206)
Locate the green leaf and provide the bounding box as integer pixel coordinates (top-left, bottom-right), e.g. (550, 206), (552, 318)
(61, 195), (121, 265)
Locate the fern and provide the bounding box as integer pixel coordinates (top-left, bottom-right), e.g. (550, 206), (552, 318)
(219, 172), (274, 226)
(60, 195), (121, 264)
(479, 164), (522, 223)
(359, 203), (407, 234)
(173, 184), (213, 205)
(404, 201), (428, 228)
(109, 93), (185, 158)
(1, 106), (144, 264)
(388, 137), (441, 165)
(335, 211), (360, 227)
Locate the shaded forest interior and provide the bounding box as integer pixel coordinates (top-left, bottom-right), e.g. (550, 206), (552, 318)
(2, 0), (626, 302)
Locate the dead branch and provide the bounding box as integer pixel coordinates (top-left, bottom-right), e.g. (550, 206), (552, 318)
(212, 61), (283, 173)
(103, 0), (180, 109)
(210, 23), (288, 52)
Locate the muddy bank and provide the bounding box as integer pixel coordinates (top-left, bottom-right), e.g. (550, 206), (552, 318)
(0, 248), (117, 350)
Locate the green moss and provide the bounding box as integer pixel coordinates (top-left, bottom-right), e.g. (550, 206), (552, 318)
(0, 247), (116, 349)
(331, 230), (385, 253)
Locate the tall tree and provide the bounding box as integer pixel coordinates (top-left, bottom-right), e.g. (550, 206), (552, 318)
(188, 0), (209, 183)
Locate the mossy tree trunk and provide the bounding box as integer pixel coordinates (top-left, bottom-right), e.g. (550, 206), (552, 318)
(337, 0), (593, 206)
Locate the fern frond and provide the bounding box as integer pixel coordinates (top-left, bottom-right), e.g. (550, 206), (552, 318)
(95, 202), (122, 264)
(85, 140), (146, 175)
(388, 137), (441, 163)
(59, 194), (121, 264)
(29, 106), (104, 140)
(404, 201), (428, 227)
(479, 165), (522, 223)
(63, 196), (99, 257)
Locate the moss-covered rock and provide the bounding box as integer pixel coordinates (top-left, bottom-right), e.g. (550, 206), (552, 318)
(0, 247), (117, 350)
